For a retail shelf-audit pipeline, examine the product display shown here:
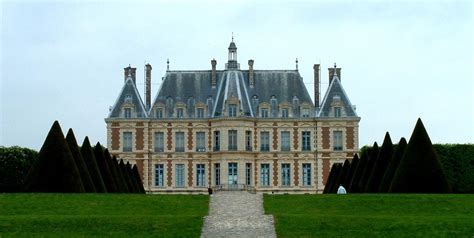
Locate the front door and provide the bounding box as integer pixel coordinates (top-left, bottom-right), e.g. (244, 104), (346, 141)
(228, 163), (238, 188)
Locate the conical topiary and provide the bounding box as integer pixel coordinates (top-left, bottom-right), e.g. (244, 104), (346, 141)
(366, 132), (393, 193)
(344, 154), (359, 190)
(81, 137), (107, 193)
(23, 121), (85, 193)
(389, 119), (451, 193)
(104, 149), (126, 193)
(94, 142), (117, 193)
(334, 159), (351, 192)
(323, 163), (338, 194)
(329, 163), (343, 193)
(120, 159), (136, 193)
(112, 156), (129, 193)
(132, 163), (146, 193)
(66, 129), (96, 193)
(349, 151), (368, 193)
(379, 137), (407, 192)
(359, 142), (379, 193)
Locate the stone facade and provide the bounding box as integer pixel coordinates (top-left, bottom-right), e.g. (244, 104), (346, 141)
(105, 40), (360, 194)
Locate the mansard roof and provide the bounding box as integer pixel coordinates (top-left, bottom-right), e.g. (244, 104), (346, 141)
(317, 73), (357, 117)
(108, 76), (147, 118)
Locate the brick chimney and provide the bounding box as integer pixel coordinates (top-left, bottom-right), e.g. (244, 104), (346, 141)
(328, 66), (341, 84)
(211, 59), (217, 88)
(124, 65), (137, 84)
(248, 59), (254, 88)
(145, 64), (152, 110)
(313, 64), (320, 108)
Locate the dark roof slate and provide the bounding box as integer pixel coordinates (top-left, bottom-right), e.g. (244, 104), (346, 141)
(108, 77), (147, 118)
(317, 74), (357, 117)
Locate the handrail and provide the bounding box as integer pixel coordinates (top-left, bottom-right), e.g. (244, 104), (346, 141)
(212, 184), (256, 194)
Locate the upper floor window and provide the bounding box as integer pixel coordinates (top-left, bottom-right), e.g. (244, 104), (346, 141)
(154, 132), (164, 152)
(175, 132), (185, 152)
(177, 108), (184, 118)
(197, 108), (205, 118)
(124, 108), (132, 118)
(260, 131), (270, 152)
(281, 131), (290, 151)
(156, 108), (163, 119)
(302, 108), (310, 118)
(245, 130), (252, 151)
(334, 131), (343, 151)
(281, 108), (289, 118)
(302, 131), (311, 151)
(214, 131), (220, 151)
(228, 130), (237, 151)
(196, 132), (206, 152)
(228, 104), (237, 117)
(123, 132), (132, 152)
(260, 108), (269, 118)
(334, 107), (341, 118)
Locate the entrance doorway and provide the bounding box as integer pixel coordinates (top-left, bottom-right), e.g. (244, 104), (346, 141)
(228, 163), (238, 188)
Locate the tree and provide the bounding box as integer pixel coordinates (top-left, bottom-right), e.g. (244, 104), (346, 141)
(120, 159), (136, 193)
(389, 118), (451, 193)
(358, 142), (379, 192)
(366, 132), (393, 193)
(349, 151), (368, 193)
(379, 137), (407, 193)
(132, 163), (146, 194)
(329, 163), (343, 193)
(323, 163), (338, 194)
(94, 142), (117, 193)
(343, 154), (359, 190)
(66, 129), (96, 193)
(23, 121), (85, 193)
(112, 156), (129, 193)
(0, 146), (38, 192)
(335, 159), (351, 191)
(81, 137), (107, 193)
(104, 149), (125, 193)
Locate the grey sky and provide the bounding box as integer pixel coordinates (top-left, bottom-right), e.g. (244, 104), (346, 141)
(1, 1), (473, 150)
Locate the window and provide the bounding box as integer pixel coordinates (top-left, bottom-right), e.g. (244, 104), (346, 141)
(246, 163), (252, 186)
(245, 130), (252, 151)
(282, 163), (291, 186)
(334, 131), (343, 151)
(196, 132), (206, 152)
(155, 164), (164, 187)
(260, 164), (270, 186)
(154, 132), (164, 152)
(175, 164), (184, 187)
(196, 164), (205, 187)
(281, 131), (290, 151)
(215, 163), (221, 186)
(260, 131), (270, 151)
(302, 163), (311, 186)
(281, 108), (289, 118)
(175, 132), (185, 152)
(334, 107), (341, 118)
(124, 108), (132, 118)
(228, 130), (237, 151)
(302, 108), (310, 118)
(228, 104), (237, 117)
(214, 131), (220, 151)
(125, 94), (132, 102)
(156, 108), (163, 119)
(177, 108), (184, 118)
(260, 108), (269, 118)
(302, 131), (311, 151)
(197, 108), (204, 118)
(123, 132), (132, 152)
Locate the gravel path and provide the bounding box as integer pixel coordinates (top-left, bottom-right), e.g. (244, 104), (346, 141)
(201, 191), (277, 238)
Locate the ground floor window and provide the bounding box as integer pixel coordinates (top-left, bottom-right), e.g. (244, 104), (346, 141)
(246, 163), (252, 186)
(196, 164), (205, 187)
(155, 164), (164, 187)
(281, 163), (291, 186)
(260, 164), (270, 186)
(303, 163), (311, 186)
(175, 164), (184, 187)
(215, 163), (220, 186)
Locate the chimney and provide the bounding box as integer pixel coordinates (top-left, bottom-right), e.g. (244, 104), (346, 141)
(328, 66), (341, 84)
(313, 64), (320, 108)
(145, 64), (152, 110)
(248, 59), (254, 88)
(211, 59), (217, 87)
(124, 65), (137, 84)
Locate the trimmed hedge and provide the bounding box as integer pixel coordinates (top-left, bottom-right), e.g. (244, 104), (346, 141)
(0, 146), (38, 192)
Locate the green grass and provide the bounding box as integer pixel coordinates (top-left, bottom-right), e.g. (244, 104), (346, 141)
(264, 194), (474, 238)
(0, 193), (209, 237)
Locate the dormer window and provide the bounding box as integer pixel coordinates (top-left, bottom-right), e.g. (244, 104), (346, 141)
(125, 94), (132, 103)
(228, 104), (237, 117)
(124, 108), (132, 118)
(334, 107), (341, 118)
(177, 108), (184, 118)
(260, 108), (269, 118)
(197, 108), (204, 118)
(156, 108), (163, 119)
(302, 108), (310, 118)
(281, 108), (289, 118)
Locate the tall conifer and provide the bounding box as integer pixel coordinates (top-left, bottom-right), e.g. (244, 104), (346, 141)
(94, 143), (117, 193)
(81, 137), (107, 193)
(379, 137), (407, 192)
(366, 132), (393, 193)
(66, 129), (96, 192)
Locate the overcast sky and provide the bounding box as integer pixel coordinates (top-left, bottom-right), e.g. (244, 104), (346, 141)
(1, 0), (473, 150)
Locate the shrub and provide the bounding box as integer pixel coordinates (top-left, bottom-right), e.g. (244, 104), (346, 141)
(379, 137), (407, 193)
(112, 156), (129, 193)
(435, 144), (474, 193)
(65, 129), (96, 193)
(94, 143), (117, 193)
(329, 163), (343, 193)
(323, 163), (338, 194)
(343, 154), (359, 190)
(0, 146), (38, 192)
(358, 142), (379, 192)
(349, 152), (368, 193)
(120, 159), (136, 193)
(366, 132), (393, 193)
(132, 163), (146, 193)
(80, 137), (107, 193)
(336, 159), (351, 190)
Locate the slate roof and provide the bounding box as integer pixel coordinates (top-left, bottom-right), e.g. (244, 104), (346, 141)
(317, 72), (357, 117)
(108, 76), (147, 118)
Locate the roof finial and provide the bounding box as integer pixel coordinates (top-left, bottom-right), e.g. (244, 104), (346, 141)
(296, 58), (299, 70)
(334, 62), (338, 77)
(232, 32), (234, 42)
(167, 58), (170, 71)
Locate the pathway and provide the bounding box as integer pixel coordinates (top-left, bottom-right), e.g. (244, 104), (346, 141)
(201, 191), (277, 238)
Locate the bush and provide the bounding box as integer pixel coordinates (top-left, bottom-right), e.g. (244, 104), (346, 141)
(343, 154), (359, 190)
(366, 132), (393, 193)
(358, 142), (379, 192)
(336, 159), (351, 190)
(111, 156), (129, 193)
(0, 146), (38, 192)
(81, 137), (107, 193)
(132, 163), (146, 193)
(94, 143), (117, 193)
(435, 144), (474, 193)
(349, 152), (368, 193)
(329, 163), (343, 193)
(389, 118), (451, 193)
(379, 137), (407, 193)
(323, 163), (338, 194)
(66, 129), (96, 193)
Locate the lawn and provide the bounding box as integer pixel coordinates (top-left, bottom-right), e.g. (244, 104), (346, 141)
(0, 193), (209, 237)
(264, 194), (474, 238)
